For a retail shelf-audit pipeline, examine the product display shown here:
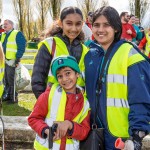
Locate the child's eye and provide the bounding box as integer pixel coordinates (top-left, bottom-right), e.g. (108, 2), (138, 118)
(67, 23), (72, 26)
(66, 72), (70, 76)
(76, 22), (82, 26)
(93, 23), (100, 28)
(57, 75), (62, 79)
(103, 23), (110, 27)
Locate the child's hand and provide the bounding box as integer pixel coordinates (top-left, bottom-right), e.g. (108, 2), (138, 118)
(44, 128), (50, 137)
(53, 120), (73, 140)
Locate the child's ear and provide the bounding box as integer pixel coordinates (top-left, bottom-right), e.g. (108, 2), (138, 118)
(57, 20), (63, 28)
(76, 73), (80, 78)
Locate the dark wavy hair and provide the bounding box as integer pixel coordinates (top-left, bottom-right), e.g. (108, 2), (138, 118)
(92, 6), (122, 42)
(46, 6), (84, 42)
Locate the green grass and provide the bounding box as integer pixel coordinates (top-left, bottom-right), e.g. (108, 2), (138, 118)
(2, 101), (31, 116)
(2, 93), (36, 116)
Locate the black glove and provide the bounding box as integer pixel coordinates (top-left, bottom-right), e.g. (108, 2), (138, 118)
(131, 131), (145, 150)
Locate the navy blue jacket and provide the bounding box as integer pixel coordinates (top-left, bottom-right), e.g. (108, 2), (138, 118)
(84, 40), (150, 149)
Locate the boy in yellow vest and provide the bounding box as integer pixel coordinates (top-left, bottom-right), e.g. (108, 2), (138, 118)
(28, 55), (90, 150)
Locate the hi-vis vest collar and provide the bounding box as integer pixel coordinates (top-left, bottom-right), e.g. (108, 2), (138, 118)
(34, 83), (90, 150)
(38, 37), (88, 87)
(106, 42), (145, 138)
(1, 30), (18, 59)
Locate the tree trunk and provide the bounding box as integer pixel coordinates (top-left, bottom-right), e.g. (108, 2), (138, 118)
(135, 0), (140, 18)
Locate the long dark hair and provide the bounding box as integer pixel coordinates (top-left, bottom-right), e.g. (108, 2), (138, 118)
(92, 6), (122, 42)
(46, 6), (84, 42)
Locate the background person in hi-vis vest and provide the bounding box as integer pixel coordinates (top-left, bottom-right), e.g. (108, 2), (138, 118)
(0, 42), (5, 150)
(0, 42), (4, 101)
(138, 27), (150, 58)
(0, 19), (26, 104)
(31, 6), (88, 99)
(28, 55), (91, 150)
(84, 6), (150, 150)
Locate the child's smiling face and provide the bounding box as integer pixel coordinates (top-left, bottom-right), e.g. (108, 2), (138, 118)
(57, 67), (79, 93)
(60, 13), (83, 43)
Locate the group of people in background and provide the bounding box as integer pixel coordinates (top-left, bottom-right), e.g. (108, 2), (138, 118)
(120, 11), (150, 58)
(0, 5), (150, 150)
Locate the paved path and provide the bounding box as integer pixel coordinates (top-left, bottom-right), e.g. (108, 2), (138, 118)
(0, 116), (150, 149)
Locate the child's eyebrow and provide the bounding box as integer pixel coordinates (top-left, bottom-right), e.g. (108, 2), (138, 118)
(57, 69), (72, 74)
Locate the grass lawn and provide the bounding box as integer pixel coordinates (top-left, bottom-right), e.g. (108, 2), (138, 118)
(2, 92), (36, 116)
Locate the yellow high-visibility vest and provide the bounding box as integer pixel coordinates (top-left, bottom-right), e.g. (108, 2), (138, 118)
(0, 63), (4, 98)
(34, 83), (90, 150)
(1, 30), (18, 59)
(145, 33), (150, 56)
(38, 37), (88, 87)
(107, 43), (145, 138)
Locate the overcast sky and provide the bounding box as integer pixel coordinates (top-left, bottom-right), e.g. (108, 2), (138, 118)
(1, 0), (129, 21)
(2, 0), (149, 28)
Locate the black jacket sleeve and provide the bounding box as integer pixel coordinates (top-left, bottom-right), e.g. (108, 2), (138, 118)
(31, 44), (52, 99)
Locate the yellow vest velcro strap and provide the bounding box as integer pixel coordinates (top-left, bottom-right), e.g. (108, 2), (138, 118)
(107, 98), (129, 108)
(6, 48), (17, 52)
(107, 74), (127, 85)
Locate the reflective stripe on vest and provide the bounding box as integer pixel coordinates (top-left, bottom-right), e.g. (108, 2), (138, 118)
(107, 43), (145, 138)
(0, 64), (4, 98)
(34, 83), (90, 150)
(39, 37), (88, 87)
(145, 33), (150, 56)
(107, 74), (127, 85)
(0, 68), (4, 73)
(107, 98), (129, 108)
(1, 30), (18, 59)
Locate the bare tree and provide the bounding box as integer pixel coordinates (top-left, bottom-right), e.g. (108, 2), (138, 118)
(12, 0), (37, 40)
(24, 0), (36, 40)
(129, 0), (150, 20)
(50, 0), (64, 20)
(36, 0), (51, 30)
(76, 0), (100, 19)
(129, 0), (134, 14)
(140, 0), (150, 20)
(100, 0), (109, 7)
(0, 0), (2, 17)
(12, 0), (26, 32)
